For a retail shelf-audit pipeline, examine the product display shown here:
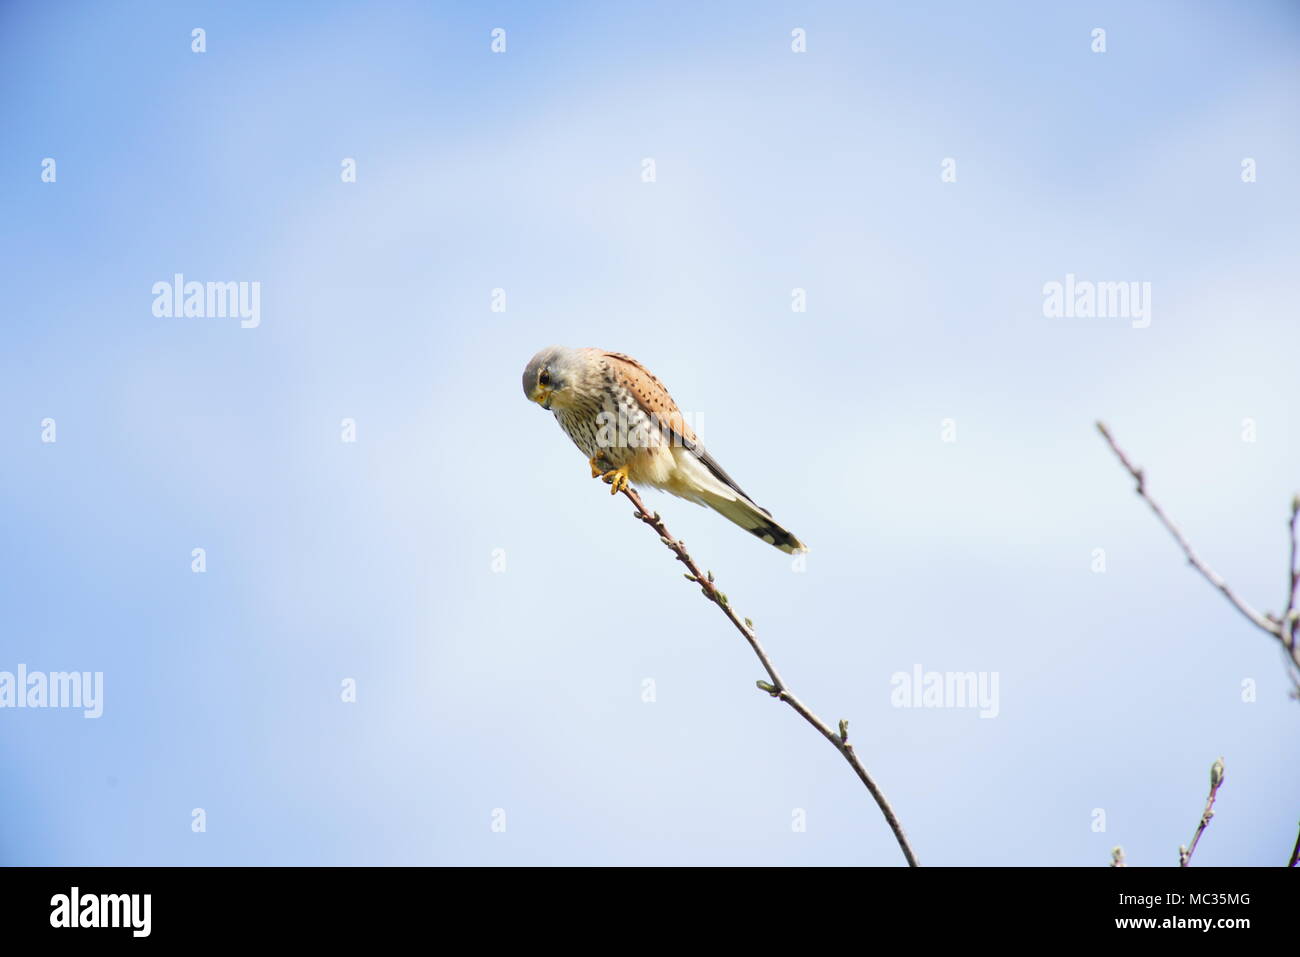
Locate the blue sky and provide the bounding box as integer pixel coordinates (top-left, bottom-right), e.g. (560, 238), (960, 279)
(2, 0), (1298, 865)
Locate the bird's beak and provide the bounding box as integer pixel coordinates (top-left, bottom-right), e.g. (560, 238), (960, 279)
(532, 387), (553, 409)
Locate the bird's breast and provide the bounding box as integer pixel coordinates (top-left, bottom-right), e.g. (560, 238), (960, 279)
(553, 388), (656, 468)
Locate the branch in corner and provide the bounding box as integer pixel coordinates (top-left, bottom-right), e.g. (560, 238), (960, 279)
(1096, 422), (1300, 694)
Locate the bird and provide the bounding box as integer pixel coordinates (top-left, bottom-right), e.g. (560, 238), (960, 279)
(522, 346), (807, 554)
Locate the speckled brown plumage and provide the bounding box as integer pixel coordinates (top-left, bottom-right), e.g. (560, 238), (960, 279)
(522, 347), (807, 554)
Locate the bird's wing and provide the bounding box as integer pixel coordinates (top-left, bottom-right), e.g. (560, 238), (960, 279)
(601, 351), (765, 511)
(600, 351), (696, 442)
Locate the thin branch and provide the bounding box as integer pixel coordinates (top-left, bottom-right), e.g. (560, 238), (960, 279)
(1179, 758), (1224, 867)
(1096, 423), (1300, 688)
(1288, 497), (1300, 613)
(1282, 497), (1299, 677)
(615, 483), (920, 867)
(1288, 824), (1300, 868)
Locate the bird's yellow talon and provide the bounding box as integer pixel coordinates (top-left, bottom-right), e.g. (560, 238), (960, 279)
(601, 467), (630, 495)
(589, 455), (606, 478)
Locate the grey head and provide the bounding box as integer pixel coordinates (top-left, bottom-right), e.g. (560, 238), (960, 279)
(522, 346), (587, 410)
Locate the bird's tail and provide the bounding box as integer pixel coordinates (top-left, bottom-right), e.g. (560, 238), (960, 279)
(697, 489), (808, 555)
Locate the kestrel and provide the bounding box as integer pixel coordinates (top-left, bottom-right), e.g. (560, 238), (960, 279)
(522, 347), (807, 554)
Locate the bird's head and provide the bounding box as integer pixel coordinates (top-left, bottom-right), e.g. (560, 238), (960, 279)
(522, 346), (583, 411)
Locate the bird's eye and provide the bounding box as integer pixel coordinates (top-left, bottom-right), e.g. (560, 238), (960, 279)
(539, 370), (552, 386)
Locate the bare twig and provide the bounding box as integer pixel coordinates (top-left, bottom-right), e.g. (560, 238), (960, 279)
(1288, 825), (1300, 868)
(1282, 497), (1299, 682)
(615, 483), (920, 867)
(1096, 423), (1300, 689)
(1179, 758), (1225, 866)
